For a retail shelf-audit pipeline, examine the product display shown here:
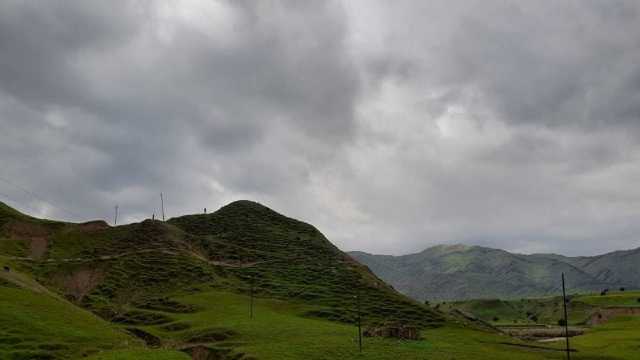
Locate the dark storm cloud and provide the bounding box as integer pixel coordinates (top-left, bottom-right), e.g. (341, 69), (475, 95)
(0, 0), (358, 222)
(1, 1), (640, 256)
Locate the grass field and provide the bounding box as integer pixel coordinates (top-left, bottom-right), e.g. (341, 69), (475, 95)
(3, 265), (640, 359)
(0, 284), (133, 359)
(2, 201), (640, 359)
(140, 289), (563, 360)
(577, 291), (640, 307)
(571, 316), (640, 359)
(438, 291), (640, 326)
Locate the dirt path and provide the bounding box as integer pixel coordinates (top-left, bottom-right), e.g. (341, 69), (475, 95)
(0, 248), (264, 268)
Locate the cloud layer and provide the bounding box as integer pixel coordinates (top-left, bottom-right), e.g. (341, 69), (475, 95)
(1, 0), (640, 256)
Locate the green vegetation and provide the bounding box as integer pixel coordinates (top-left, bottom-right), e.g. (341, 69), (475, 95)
(88, 288), (576, 360)
(1, 200), (640, 359)
(577, 291), (640, 307)
(350, 245), (640, 301)
(0, 283), (133, 359)
(439, 291), (640, 326)
(86, 349), (190, 360)
(571, 316), (640, 359)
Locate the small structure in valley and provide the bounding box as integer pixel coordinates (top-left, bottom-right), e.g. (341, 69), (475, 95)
(363, 322), (420, 340)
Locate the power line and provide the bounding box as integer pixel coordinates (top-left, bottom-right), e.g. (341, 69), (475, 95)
(0, 175), (81, 219)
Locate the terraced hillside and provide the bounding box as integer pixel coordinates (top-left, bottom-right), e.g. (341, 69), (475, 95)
(3, 200), (635, 359)
(438, 290), (640, 326)
(437, 290), (640, 358)
(0, 200), (445, 359)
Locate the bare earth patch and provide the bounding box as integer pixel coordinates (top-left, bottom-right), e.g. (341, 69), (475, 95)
(29, 236), (48, 259)
(4, 221), (51, 259)
(61, 268), (104, 302)
(77, 220), (110, 233)
(587, 307), (640, 326)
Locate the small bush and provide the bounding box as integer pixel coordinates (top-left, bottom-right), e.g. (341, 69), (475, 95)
(492, 317), (499, 322)
(558, 319), (567, 326)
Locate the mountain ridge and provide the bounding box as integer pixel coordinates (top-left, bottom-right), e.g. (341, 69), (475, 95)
(349, 244), (640, 301)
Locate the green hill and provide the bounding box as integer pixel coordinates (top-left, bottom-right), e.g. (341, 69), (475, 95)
(0, 200), (450, 359)
(2, 200), (639, 359)
(439, 290), (640, 327)
(349, 244), (639, 301)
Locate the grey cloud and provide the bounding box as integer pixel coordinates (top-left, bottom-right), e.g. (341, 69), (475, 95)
(0, 0), (358, 223)
(2, 1), (640, 258)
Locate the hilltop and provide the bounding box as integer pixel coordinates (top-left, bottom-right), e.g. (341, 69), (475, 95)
(3, 201), (640, 359)
(349, 244), (640, 301)
(0, 200), (446, 359)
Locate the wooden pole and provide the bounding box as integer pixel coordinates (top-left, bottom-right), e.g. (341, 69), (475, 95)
(160, 193), (165, 221)
(249, 276), (254, 320)
(114, 205), (118, 226)
(356, 290), (362, 352)
(562, 273), (571, 360)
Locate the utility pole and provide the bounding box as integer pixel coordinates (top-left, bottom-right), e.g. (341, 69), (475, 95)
(160, 193), (165, 221)
(249, 276), (254, 320)
(114, 205), (119, 226)
(562, 273), (571, 360)
(356, 289), (362, 352)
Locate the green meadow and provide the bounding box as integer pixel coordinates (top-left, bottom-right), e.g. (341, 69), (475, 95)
(1, 201), (639, 359)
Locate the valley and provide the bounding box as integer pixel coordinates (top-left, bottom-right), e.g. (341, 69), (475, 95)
(1, 201), (639, 359)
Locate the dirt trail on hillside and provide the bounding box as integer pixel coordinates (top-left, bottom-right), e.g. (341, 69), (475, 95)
(0, 248), (265, 268)
(0, 265), (62, 298)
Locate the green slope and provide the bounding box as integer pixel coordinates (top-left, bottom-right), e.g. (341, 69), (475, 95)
(0, 200), (446, 359)
(2, 200), (638, 359)
(0, 261), (187, 359)
(350, 244), (639, 301)
(438, 290), (640, 326)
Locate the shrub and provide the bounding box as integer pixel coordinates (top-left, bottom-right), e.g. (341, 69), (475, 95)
(620, 287), (625, 292)
(558, 319), (567, 326)
(492, 316), (499, 322)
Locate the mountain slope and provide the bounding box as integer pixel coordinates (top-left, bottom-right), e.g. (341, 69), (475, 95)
(3, 201), (639, 359)
(349, 245), (639, 301)
(0, 200), (446, 359)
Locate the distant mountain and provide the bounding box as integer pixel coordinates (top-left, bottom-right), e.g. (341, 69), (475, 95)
(349, 244), (640, 301)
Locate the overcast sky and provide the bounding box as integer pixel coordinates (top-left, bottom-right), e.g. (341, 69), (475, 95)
(1, 1), (640, 256)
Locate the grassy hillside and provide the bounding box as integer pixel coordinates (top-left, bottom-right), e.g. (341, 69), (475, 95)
(0, 200), (446, 359)
(0, 257), (188, 360)
(438, 290), (640, 326)
(350, 244), (639, 301)
(1, 200), (639, 359)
